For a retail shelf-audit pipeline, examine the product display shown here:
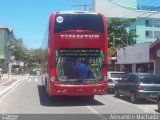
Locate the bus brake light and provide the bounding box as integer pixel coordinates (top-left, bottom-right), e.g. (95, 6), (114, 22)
(51, 68), (56, 76)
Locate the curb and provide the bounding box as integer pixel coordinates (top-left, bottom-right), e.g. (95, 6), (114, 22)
(0, 79), (21, 97)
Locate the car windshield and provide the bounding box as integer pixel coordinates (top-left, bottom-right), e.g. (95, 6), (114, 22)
(140, 75), (160, 84)
(110, 73), (126, 78)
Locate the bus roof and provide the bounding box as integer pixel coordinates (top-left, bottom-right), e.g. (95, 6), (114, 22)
(55, 11), (100, 15)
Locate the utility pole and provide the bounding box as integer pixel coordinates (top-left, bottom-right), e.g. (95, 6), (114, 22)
(72, 4), (89, 11)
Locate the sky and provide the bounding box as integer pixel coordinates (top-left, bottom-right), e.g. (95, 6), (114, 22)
(0, 0), (93, 49)
(0, 0), (159, 49)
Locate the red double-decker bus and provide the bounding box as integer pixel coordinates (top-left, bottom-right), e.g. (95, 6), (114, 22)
(41, 11), (108, 99)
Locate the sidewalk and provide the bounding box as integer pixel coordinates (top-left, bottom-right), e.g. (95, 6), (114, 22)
(0, 74), (26, 97)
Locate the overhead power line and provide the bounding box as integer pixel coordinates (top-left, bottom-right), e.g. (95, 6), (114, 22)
(72, 4), (89, 11)
(120, 0), (160, 18)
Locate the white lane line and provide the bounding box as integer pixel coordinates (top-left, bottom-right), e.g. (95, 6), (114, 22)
(35, 79), (38, 82)
(28, 79), (31, 82)
(86, 106), (108, 120)
(102, 95), (156, 113)
(134, 105), (156, 113)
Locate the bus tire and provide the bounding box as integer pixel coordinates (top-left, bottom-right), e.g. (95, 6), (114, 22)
(45, 80), (51, 97)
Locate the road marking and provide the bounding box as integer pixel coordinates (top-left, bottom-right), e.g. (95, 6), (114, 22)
(144, 110), (149, 113)
(101, 95), (132, 105)
(102, 95), (157, 113)
(135, 105), (156, 113)
(26, 79), (39, 82)
(86, 106), (108, 120)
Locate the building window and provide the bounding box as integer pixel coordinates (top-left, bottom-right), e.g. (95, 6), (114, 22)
(154, 31), (160, 39)
(145, 31), (153, 38)
(145, 20), (152, 27)
(153, 20), (160, 28)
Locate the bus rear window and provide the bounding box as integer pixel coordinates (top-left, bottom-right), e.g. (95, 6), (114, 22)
(56, 49), (104, 84)
(54, 14), (104, 33)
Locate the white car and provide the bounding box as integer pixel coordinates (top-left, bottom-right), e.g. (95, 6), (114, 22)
(107, 71), (126, 91)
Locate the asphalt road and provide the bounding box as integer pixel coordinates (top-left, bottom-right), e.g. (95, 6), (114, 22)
(0, 75), (159, 120)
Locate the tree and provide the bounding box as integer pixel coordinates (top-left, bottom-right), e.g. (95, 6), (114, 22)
(10, 37), (28, 61)
(9, 37), (41, 72)
(27, 49), (41, 69)
(107, 18), (137, 50)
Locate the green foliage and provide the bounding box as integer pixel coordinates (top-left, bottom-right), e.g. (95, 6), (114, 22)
(10, 37), (40, 70)
(27, 49), (41, 69)
(10, 37), (28, 61)
(107, 18), (137, 50)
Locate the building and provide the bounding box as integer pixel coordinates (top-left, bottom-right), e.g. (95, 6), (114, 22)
(91, 0), (160, 43)
(110, 0), (137, 9)
(114, 39), (160, 75)
(91, 0), (160, 18)
(91, 0), (160, 74)
(0, 26), (13, 72)
(110, 0), (160, 11)
(150, 38), (160, 75)
(129, 17), (160, 43)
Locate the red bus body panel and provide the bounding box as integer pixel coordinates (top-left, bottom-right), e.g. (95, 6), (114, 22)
(46, 12), (108, 96)
(49, 82), (106, 96)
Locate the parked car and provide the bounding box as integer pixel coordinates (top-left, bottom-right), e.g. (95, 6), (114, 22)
(30, 70), (37, 75)
(107, 71), (126, 91)
(157, 95), (160, 112)
(114, 73), (160, 103)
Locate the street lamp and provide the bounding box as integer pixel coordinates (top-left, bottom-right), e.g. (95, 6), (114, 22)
(7, 45), (15, 80)
(10, 54), (15, 81)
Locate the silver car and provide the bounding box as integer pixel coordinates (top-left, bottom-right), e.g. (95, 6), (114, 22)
(115, 73), (160, 103)
(107, 71), (126, 91)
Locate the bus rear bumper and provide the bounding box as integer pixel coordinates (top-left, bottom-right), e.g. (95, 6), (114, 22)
(49, 83), (107, 96)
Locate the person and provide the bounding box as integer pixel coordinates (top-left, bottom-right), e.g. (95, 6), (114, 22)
(75, 59), (95, 79)
(63, 58), (95, 79)
(63, 57), (79, 79)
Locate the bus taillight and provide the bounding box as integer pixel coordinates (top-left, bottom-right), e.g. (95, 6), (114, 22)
(51, 68), (56, 76)
(51, 68), (59, 84)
